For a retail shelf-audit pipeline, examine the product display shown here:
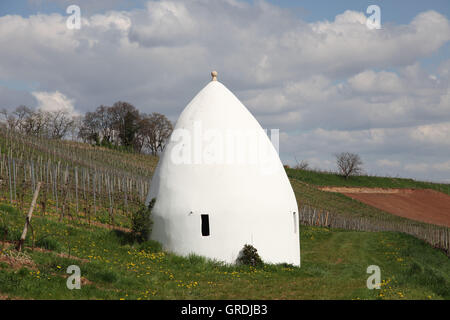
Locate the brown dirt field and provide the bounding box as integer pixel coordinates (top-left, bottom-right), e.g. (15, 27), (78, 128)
(321, 187), (450, 227)
(319, 186), (413, 194)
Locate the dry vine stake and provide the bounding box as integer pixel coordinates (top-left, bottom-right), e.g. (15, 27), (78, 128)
(16, 181), (41, 251)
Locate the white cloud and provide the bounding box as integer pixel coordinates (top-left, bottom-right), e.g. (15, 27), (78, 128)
(129, 1), (198, 47)
(348, 70), (404, 94)
(32, 91), (78, 116)
(2, 1), (449, 103)
(0, 0), (449, 182)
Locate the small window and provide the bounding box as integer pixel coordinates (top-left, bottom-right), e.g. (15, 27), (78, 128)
(293, 212), (297, 234)
(201, 214), (210, 236)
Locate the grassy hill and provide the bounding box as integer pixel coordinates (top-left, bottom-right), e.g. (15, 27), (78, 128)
(1, 204), (449, 300)
(0, 129), (158, 230)
(286, 168), (450, 196)
(288, 168), (450, 256)
(0, 132), (449, 300)
(288, 168), (450, 225)
(290, 178), (412, 223)
(0, 129), (159, 179)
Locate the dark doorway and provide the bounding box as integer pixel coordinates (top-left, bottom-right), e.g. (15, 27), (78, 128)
(201, 214), (210, 236)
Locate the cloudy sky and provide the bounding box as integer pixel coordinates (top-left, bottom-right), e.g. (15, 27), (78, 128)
(0, 0), (449, 182)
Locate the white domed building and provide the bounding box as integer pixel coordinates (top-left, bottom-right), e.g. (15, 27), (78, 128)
(146, 72), (300, 266)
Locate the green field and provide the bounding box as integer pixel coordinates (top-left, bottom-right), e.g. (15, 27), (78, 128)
(0, 132), (449, 300)
(1, 204), (449, 300)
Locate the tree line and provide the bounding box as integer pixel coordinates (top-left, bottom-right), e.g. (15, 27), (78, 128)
(1, 102), (173, 155)
(0, 105), (77, 140)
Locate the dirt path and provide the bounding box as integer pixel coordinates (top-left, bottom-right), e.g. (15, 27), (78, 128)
(320, 187), (450, 227)
(319, 187), (414, 194)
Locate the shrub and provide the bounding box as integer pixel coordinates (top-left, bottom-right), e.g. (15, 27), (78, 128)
(236, 244), (263, 267)
(131, 198), (155, 243)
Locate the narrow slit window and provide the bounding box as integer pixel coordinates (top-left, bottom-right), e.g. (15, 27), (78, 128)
(293, 212), (297, 234)
(201, 214), (210, 236)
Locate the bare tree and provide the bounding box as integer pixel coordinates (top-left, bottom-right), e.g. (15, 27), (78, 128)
(142, 112), (173, 155)
(23, 109), (48, 136)
(1, 102), (173, 155)
(294, 157), (309, 170)
(1, 106), (47, 136)
(0, 108), (13, 130)
(335, 152), (363, 179)
(6, 105), (33, 132)
(69, 115), (83, 141)
(0, 108), (9, 123)
(97, 105), (115, 143)
(79, 110), (100, 144)
(134, 116), (150, 153)
(46, 110), (75, 139)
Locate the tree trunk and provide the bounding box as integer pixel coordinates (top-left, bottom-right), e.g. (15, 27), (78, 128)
(16, 182), (41, 251)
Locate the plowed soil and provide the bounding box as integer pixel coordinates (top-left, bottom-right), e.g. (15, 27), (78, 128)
(319, 187), (450, 227)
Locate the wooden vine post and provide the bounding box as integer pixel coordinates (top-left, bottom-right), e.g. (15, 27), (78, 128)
(16, 182), (41, 251)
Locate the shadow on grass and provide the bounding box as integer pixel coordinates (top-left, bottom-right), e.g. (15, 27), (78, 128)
(110, 229), (135, 245)
(109, 229), (163, 254)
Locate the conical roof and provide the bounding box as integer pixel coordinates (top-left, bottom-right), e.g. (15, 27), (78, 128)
(147, 72), (300, 265)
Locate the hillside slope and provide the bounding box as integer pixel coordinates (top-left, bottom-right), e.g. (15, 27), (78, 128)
(1, 204), (449, 300)
(288, 168), (450, 255)
(286, 168), (450, 196)
(0, 135), (449, 300)
(0, 129), (159, 179)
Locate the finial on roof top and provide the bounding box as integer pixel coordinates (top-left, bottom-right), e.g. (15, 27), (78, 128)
(211, 70), (218, 81)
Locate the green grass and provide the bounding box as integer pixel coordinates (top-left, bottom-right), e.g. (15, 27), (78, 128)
(286, 168), (450, 196)
(0, 135), (448, 300)
(1, 204), (449, 300)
